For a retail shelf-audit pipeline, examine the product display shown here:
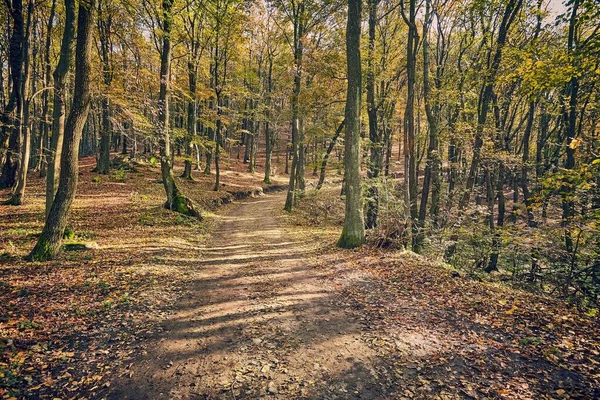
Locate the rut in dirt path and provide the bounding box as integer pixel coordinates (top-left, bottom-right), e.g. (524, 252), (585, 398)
(108, 193), (393, 400)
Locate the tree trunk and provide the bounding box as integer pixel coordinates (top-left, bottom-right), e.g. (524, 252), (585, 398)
(284, 127), (298, 211)
(383, 102), (394, 176)
(97, 96), (111, 174)
(284, 3), (304, 212)
(365, 0), (381, 229)
(211, 21), (222, 192)
(338, 0), (365, 249)
(243, 128), (250, 163)
(264, 56), (275, 184)
(249, 110), (257, 173)
(96, 2), (113, 175)
(0, 0), (25, 189)
(182, 61), (197, 180)
(536, 103), (549, 180)
(45, 0), (75, 217)
(402, 0), (419, 250)
(414, 0), (439, 251)
(204, 121), (213, 174)
(296, 118), (305, 192)
(38, 0), (57, 178)
(213, 97), (222, 191)
(157, 0), (200, 217)
(486, 161), (505, 272)
(264, 57), (274, 184)
(317, 119), (345, 190)
(28, 0), (96, 260)
(195, 143), (202, 170)
(10, 0), (34, 205)
(247, 105), (256, 173)
(561, 0), (580, 255)
(521, 101), (536, 226)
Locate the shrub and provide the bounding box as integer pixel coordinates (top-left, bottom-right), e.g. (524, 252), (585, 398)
(110, 169), (128, 182)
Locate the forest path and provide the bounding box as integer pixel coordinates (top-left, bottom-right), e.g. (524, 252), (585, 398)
(108, 192), (389, 399)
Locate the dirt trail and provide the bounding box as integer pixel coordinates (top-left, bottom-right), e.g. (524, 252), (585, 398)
(108, 193), (389, 399)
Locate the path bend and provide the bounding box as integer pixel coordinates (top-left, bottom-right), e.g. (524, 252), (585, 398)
(109, 193), (388, 399)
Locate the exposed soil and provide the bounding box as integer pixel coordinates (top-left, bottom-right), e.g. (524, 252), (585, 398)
(105, 192), (386, 399)
(1, 157), (598, 399)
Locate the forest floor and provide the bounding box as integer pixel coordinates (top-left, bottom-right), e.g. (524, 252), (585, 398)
(1, 156), (599, 399)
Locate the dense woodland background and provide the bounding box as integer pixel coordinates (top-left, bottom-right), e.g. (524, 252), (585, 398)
(0, 0), (599, 304)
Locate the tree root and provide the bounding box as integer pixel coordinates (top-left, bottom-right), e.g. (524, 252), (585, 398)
(165, 194), (202, 220)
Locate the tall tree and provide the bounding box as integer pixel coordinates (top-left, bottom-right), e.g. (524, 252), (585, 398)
(338, 0), (364, 249)
(95, 0), (116, 174)
(36, 0), (57, 177)
(0, 0), (25, 189)
(275, 0), (340, 211)
(365, 0), (380, 229)
(28, 0), (96, 260)
(414, 0), (441, 251)
(180, 0), (207, 181)
(282, 0), (305, 211)
(157, 0), (201, 215)
(263, 28), (277, 184)
(9, 0), (34, 205)
(45, 0), (76, 217)
(400, 0), (419, 250)
(206, 0), (242, 191)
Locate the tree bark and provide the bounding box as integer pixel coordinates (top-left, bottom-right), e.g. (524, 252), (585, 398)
(0, 0), (25, 189)
(486, 161), (505, 272)
(561, 0), (580, 255)
(158, 0), (201, 217)
(365, 0), (381, 229)
(28, 0), (96, 260)
(414, 0), (438, 251)
(284, 2), (304, 212)
(10, 0), (34, 205)
(264, 55), (275, 184)
(211, 16), (223, 192)
(317, 119), (345, 190)
(401, 0), (419, 250)
(45, 0), (75, 217)
(213, 97), (222, 191)
(338, 0), (365, 248)
(296, 118), (305, 191)
(37, 0), (57, 177)
(521, 101), (536, 226)
(95, 0), (113, 174)
(204, 112), (214, 174)
(181, 60), (197, 180)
